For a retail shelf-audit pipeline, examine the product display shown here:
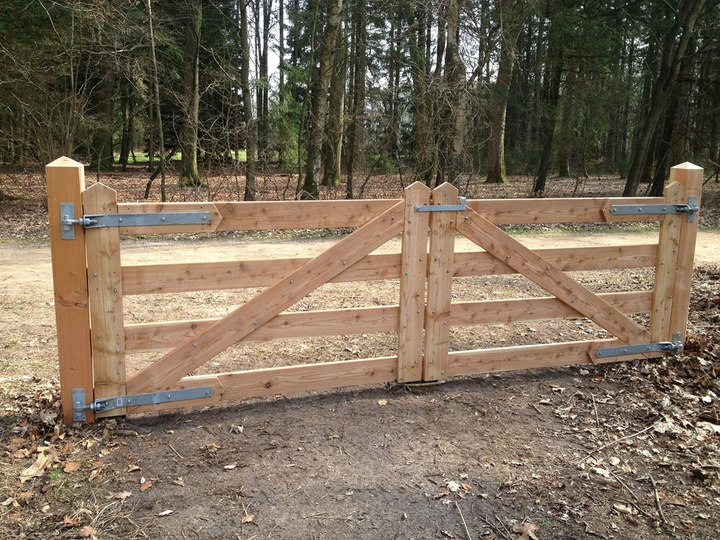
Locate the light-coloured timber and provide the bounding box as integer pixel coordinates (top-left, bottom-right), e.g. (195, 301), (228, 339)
(449, 290), (651, 326)
(397, 183), (430, 382)
(457, 208), (650, 345)
(121, 252), (402, 295)
(46, 157), (94, 424)
(127, 357), (398, 412)
(125, 201), (405, 395)
(118, 197), (666, 234)
(650, 182), (683, 341)
(424, 184), (457, 380)
(468, 197), (665, 224)
(116, 202), (221, 234)
(447, 339), (628, 377)
(121, 244), (656, 295)
(667, 163), (703, 342)
(124, 305), (399, 352)
(452, 244), (657, 277)
(83, 184), (127, 416)
(123, 291), (651, 353)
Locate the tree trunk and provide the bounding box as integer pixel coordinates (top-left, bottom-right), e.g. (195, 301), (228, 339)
(531, 12), (563, 197)
(240, 0), (257, 200)
(301, 0), (343, 199)
(346, 0), (366, 199)
(145, 0), (167, 201)
(89, 67), (115, 174)
(436, 0), (465, 186)
(256, 0), (271, 172)
(179, 0), (202, 187)
(487, 0), (524, 184)
(623, 0), (706, 196)
(322, 15), (346, 188)
(402, 0), (433, 186)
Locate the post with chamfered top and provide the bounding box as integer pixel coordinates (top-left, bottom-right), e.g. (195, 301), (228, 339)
(46, 157), (94, 424)
(650, 162), (703, 345)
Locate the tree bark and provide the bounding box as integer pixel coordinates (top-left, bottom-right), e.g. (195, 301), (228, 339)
(623, 0), (706, 196)
(179, 0), (202, 187)
(240, 0), (257, 200)
(486, 0), (525, 184)
(402, 0), (433, 186)
(301, 0), (343, 199)
(322, 14), (346, 188)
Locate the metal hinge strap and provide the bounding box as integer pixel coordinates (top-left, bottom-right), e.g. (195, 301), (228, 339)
(594, 333), (683, 359)
(61, 203), (211, 239)
(609, 196), (699, 222)
(72, 387), (215, 422)
(415, 197), (467, 212)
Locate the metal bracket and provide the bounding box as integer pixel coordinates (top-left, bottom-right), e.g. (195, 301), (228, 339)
(60, 203), (212, 240)
(72, 387), (215, 422)
(609, 196), (699, 222)
(415, 197), (467, 212)
(594, 333), (683, 359)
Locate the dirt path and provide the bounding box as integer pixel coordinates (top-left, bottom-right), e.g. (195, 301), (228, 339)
(2, 229), (720, 539)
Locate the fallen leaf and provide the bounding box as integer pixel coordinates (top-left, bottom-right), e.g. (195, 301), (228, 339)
(242, 514), (255, 524)
(140, 480), (153, 492)
(64, 462), (82, 473)
(513, 522), (540, 540)
(20, 453), (54, 483)
(172, 477), (186, 487)
(78, 525), (97, 538)
(114, 491), (132, 501)
(1, 497), (19, 508)
(88, 467), (102, 482)
(613, 503), (634, 515)
(200, 443), (219, 453)
(127, 464), (141, 472)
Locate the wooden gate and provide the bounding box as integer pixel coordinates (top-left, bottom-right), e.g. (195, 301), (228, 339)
(46, 158), (703, 423)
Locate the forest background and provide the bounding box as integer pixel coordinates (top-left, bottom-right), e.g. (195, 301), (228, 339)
(0, 0), (718, 202)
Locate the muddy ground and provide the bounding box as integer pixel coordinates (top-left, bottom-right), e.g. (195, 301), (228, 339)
(1, 169), (720, 539)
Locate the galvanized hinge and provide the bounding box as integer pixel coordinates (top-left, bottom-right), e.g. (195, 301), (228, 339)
(415, 197), (467, 212)
(61, 202), (211, 240)
(594, 333), (683, 360)
(72, 387), (215, 422)
(609, 196), (699, 222)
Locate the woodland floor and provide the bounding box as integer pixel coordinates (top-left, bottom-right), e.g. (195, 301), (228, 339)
(1, 165), (720, 539)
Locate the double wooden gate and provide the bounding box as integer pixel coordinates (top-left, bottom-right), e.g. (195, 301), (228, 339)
(46, 158), (703, 424)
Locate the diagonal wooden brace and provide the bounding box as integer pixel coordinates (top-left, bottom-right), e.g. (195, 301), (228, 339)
(126, 201), (405, 395)
(456, 208), (650, 345)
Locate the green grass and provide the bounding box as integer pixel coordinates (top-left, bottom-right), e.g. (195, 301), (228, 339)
(117, 150), (248, 165)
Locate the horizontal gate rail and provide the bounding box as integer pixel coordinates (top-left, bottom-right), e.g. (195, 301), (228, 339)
(46, 159), (703, 423)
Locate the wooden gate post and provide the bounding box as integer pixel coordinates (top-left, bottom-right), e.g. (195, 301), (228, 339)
(650, 162), (703, 343)
(397, 182), (430, 382)
(46, 157), (94, 424)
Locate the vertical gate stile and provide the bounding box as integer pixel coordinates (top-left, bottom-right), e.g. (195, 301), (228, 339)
(83, 184), (127, 417)
(424, 183), (458, 381)
(667, 163), (703, 342)
(46, 157), (94, 423)
(397, 182), (431, 382)
(650, 182), (683, 343)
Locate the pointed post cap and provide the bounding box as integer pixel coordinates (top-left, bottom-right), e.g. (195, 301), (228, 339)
(46, 156), (84, 168)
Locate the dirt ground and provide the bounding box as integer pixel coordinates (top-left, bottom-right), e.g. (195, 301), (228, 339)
(1, 171), (720, 539)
